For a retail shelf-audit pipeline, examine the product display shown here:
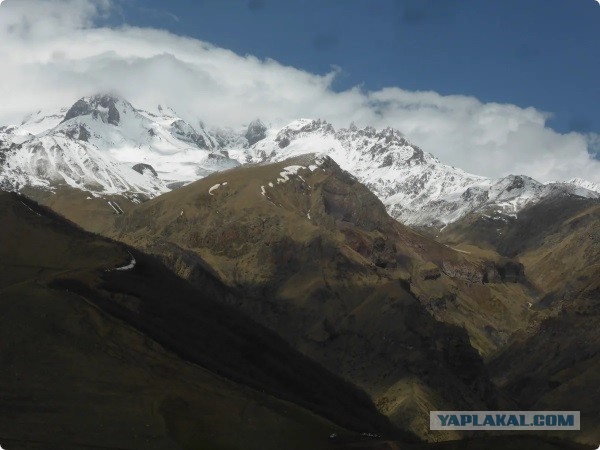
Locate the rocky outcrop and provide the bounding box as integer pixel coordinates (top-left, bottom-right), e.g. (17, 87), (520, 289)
(483, 260), (525, 283)
(169, 119), (213, 149)
(132, 163), (158, 177)
(63, 94), (124, 126)
(64, 124), (91, 142)
(245, 119), (267, 146)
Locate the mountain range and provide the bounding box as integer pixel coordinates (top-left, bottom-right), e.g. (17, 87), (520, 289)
(1, 94), (598, 450)
(1, 94), (598, 230)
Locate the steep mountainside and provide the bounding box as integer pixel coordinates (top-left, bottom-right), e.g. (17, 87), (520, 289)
(440, 196), (600, 445)
(106, 154), (562, 440)
(564, 177), (600, 193)
(2, 191), (587, 450)
(0, 191), (409, 449)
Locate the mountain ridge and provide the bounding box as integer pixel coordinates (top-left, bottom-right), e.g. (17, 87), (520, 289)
(1, 93), (598, 229)
(106, 152), (560, 440)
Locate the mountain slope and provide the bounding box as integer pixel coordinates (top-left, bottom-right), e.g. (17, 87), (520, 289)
(0, 191), (406, 449)
(108, 153), (537, 351)
(2, 92), (598, 449)
(240, 119), (486, 226)
(0, 187), (593, 450)
(104, 154), (561, 440)
(441, 195), (600, 445)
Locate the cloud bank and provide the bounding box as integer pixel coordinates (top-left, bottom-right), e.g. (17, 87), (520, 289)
(0, 0), (598, 183)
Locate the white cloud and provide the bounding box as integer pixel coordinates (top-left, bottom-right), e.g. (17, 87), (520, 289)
(0, 0), (599, 183)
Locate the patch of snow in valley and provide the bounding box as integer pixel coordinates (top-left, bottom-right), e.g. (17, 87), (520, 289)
(114, 253), (136, 271)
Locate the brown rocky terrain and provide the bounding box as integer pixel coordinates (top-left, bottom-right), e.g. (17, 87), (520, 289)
(440, 196), (600, 445)
(101, 155), (545, 440)
(20, 184), (143, 234)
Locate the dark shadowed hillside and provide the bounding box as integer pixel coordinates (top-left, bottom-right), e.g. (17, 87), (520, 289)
(0, 191), (406, 449)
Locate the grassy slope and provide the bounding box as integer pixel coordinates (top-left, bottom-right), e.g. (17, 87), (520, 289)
(21, 185), (140, 234)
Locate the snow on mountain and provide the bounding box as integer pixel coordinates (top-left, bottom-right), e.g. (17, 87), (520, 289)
(0, 94), (240, 196)
(562, 177), (600, 194)
(1, 95), (598, 226)
(237, 118), (599, 227)
(419, 175), (600, 228)
(19, 108), (68, 135)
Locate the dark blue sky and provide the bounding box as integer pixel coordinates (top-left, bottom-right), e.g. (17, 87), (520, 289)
(113, 0), (600, 136)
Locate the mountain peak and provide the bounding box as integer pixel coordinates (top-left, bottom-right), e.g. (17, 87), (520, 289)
(62, 94), (134, 126)
(4, 95), (599, 231)
(282, 118), (334, 133)
(274, 119), (335, 149)
(498, 174), (540, 192)
(245, 118), (267, 146)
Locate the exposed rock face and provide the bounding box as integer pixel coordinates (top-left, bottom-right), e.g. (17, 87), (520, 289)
(63, 94), (124, 126)
(169, 119), (213, 149)
(483, 260), (525, 283)
(132, 163), (158, 177)
(64, 124), (91, 141)
(245, 119), (267, 146)
(278, 136), (290, 148)
(273, 119), (334, 149)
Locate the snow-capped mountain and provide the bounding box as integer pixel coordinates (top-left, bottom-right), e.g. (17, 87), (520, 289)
(563, 177), (600, 194)
(0, 94), (239, 197)
(243, 119), (488, 226)
(1, 94), (598, 226)
(239, 118), (599, 227)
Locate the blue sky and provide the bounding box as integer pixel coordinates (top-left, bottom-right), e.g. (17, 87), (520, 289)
(114, 0), (600, 137)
